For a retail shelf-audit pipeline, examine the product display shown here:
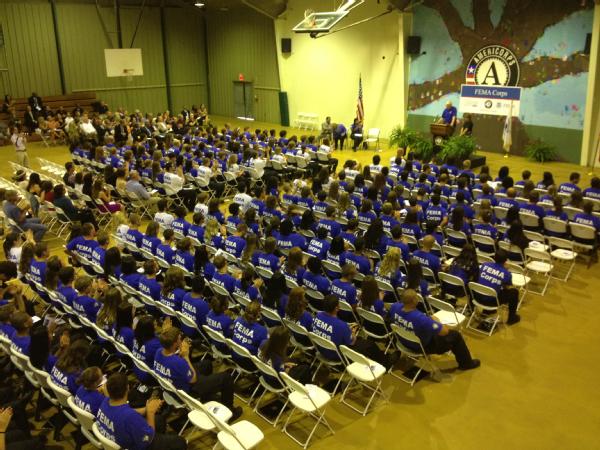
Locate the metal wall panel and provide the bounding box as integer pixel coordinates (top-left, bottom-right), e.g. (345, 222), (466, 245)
(0, 1), (62, 97)
(206, 7), (280, 123)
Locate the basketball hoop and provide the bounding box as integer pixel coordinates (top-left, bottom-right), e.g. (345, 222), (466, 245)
(122, 68), (134, 82)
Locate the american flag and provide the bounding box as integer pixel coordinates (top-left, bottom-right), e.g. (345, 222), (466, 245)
(466, 64), (476, 85)
(356, 75), (364, 122)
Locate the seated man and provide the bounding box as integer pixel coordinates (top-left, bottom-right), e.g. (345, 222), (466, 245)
(3, 190), (47, 242)
(312, 295), (392, 369)
(153, 326), (242, 420)
(96, 372), (187, 450)
(126, 171), (160, 213)
(558, 172), (581, 195)
(412, 236), (441, 274)
(390, 289), (480, 370)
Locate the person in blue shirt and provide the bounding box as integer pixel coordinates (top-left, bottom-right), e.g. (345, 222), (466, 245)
(447, 244), (480, 289)
(302, 257), (331, 296)
(206, 295), (234, 337)
(181, 276), (210, 336)
(73, 276), (102, 321)
(224, 224), (247, 258)
(66, 222), (98, 263)
(173, 238), (195, 272)
(74, 367), (108, 416)
(573, 201), (600, 243)
(153, 326), (241, 419)
(317, 206), (342, 238)
(9, 311), (32, 355)
(558, 172), (581, 195)
(188, 212), (205, 243)
(232, 301), (269, 356)
(120, 255), (142, 289)
(545, 197), (568, 223)
(141, 222), (162, 255)
(583, 176), (600, 200)
(497, 188), (520, 211)
(277, 219), (307, 251)
(386, 225), (411, 262)
(91, 231), (110, 271)
(324, 236), (349, 277)
(132, 315), (162, 384)
(56, 266), (77, 307)
(450, 192), (475, 221)
(441, 101), (457, 127)
(412, 236), (441, 275)
(404, 258), (430, 299)
(312, 295), (393, 369)
(171, 206), (191, 236)
(331, 264), (358, 308)
(379, 203), (400, 233)
(425, 195), (448, 227)
(139, 260), (162, 302)
(234, 268), (262, 302)
(207, 198), (225, 225)
(473, 210), (498, 253)
(96, 372), (187, 450)
(359, 275), (386, 318)
(280, 287), (314, 331)
(212, 255), (237, 295)
(345, 237), (373, 275)
(159, 267), (187, 311)
(374, 247), (405, 298)
(125, 214), (144, 256)
(306, 227), (330, 260)
(515, 169), (532, 188)
(358, 199), (377, 227)
(312, 191), (329, 215)
(29, 242), (49, 287)
(448, 207), (472, 248)
(263, 195), (284, 221)
(155, 229), (175, 264)
(477, 249), (520, 324)
(282, 247), (306, 286)
(364, 219), (388, 256)
(254, 237), (282, 273)
(50, 339), (90, 394)
(340, 218), (359, 246)
(259, 326), (311, 385)
(114, 301), (135, 350)
(401, 208), (423, 242)
(226, 202), (243, 230)
(390, 289), (480, 370)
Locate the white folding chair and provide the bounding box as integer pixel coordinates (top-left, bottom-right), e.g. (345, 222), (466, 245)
(524, 248), (553, 295)
(339, 345), (387, 416)
(389, 323), (439, 385)
(205, 401), (265, 450)
(249, 355), (290, 426)
(356, 307), (394, 353)
(467, 282), (502, 336)
(92, 422), (121, 450)
(307, 332), (346, 395)
(363, 128), (380, 149)
(67, 397), (102, 448)
(176, 388), (232, 436)
(547, 236), (578, 281)
(506, 262), (531, 310)
(428, 296), (466, 328)
(570, 223), (597, 266)
(280, 371), (334, 449)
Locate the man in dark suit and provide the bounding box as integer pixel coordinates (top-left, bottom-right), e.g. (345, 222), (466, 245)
(23, 106), (37, 132)
(114, 119), (128, 145)
(27, 92), (43, 116)
(181, 107), (190, 121)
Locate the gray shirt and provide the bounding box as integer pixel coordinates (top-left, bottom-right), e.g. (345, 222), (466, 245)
(3, 201), (23, 224)
(125, 179), (150, 200)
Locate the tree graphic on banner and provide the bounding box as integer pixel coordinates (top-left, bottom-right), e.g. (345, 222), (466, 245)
(408, 0), (591, 111)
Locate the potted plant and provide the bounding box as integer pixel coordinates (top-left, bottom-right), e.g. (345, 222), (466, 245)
(388, 125), (420, 150)
(438, 135), (476, 162)
(411, 135), (434, 162)
(524, 139), (556, 162)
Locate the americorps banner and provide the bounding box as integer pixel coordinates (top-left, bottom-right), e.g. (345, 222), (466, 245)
(459, 85), (522, 116)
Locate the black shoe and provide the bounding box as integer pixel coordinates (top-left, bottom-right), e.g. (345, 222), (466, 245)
(458, 359), (481, 371)
(229, 406), (243, 423)
(507, 314), (521, 325)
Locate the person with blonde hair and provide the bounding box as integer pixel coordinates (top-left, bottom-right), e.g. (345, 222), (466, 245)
(232, 301), (268, 356)
(204, 217), (224, 249)
(160, 266), (186, 311)
(375, 246), (404, 291)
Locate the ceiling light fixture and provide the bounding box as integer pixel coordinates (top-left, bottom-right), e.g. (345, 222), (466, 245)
(194, 2), (205, 7)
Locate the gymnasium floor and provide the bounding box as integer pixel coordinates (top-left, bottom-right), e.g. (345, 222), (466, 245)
(3, 116), (599, 449)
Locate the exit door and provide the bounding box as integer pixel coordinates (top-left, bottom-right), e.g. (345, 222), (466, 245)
(233, 81), (254, 120)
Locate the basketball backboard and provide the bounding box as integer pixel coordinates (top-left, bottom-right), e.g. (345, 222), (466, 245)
(104, 48), (143, 78)
(293, 11), (349, 33)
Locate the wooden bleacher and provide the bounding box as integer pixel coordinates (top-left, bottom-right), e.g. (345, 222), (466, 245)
(0, 91), (97, 144)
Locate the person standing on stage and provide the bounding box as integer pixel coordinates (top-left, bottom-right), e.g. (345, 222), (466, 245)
(440, 101), (458, 131)
(460, 113), (473, 136)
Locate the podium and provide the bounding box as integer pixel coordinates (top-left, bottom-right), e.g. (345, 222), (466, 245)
(430, 123), (454, 146)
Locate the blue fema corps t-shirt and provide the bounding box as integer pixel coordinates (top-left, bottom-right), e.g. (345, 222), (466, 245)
(73, 295), (101, 321)
(139, 276), (161, 300)
(153, 349), (193, 391)
(74, 386), (106, 415)
(307, 238), (330, 259)
(173, 250), (195, 272)
(159, 287), (186, 311)
(96, 399), (155, 450)
(50, 364), (81, 394)
(155, 243), (175, 263)
(312, 312), (352, 360)
(277, 233), (306, 251)
(232, 317), (268, 355)
(206, 311), (233, 337)
(478, 262), (512, 293)
(180, 294), (210, 335)
(132, 337), (161, 382)
(389, 304), (441, 350)
(331, 279), (358, 305)
(57, 285), (77, 307)
(224, 235), (246, 257)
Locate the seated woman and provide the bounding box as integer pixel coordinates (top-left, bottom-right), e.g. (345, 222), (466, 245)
(114, 301), (135, 350)
(73, 366), (108, 416)
(447, 207), (472, 248)
(281, 247), (305, 286)
(92, 178), (122, 214)
(260, 326), (311, 384)
(234, 267), (262, 302)
(206, 295), (233, 337)
(131, 315), (163, 385)
(374, 247), (405, 300)
(359, 275), (386, 318)
(173, 237), (195, 272)
(50, 339), (91, 394)
(160, 267), (187, 311)
(119, 255), (142, 288)
(53, 184), (98, 228)
(232, 301), (268, 358)
(181, 276), (210, 337)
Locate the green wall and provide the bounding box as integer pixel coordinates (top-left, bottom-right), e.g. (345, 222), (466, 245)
(0, 1), (207, 113)
(206, 8), (281, 123)
(0, 1), (62, 97)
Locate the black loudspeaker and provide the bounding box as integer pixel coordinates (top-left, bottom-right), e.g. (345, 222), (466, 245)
(584, 33), (592, 55)
(407, 35), (421, 55)
(281, 38), (292, 53)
